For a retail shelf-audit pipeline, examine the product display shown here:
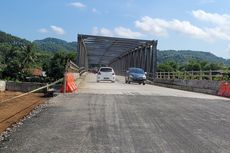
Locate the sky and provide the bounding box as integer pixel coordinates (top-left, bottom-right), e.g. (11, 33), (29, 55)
(0, 0), (230, 59)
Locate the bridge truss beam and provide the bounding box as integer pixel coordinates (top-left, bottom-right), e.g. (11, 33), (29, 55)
(77, 34), (157, 79)
(109, 41), (157, 78)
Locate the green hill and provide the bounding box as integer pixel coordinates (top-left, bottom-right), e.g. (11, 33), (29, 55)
(1, 30), (229, 66)
(158, 50), (230, 65)
(0, 31), (32, 65)
(0, 31), (30, 46)
(33, 38), (77, 53)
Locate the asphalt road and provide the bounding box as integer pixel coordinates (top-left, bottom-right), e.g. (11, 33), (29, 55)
(0, 74), (230, 153)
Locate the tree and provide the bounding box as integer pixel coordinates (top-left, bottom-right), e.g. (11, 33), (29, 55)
(157, 61), (178, 72)
(1, 46), (23, 80)
(21, 44), (38, 69)
(204, 63), (223, 70)
(44, 51), (77, 81)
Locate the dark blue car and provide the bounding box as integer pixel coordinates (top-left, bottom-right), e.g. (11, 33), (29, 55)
(125, 68), (146, 85)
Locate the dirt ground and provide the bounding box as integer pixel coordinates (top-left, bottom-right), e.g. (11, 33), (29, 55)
(0, 91), (47, 133)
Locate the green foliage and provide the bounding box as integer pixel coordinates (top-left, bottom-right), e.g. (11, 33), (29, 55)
(33, 38), (77, 53)
(44, 51), (77, 81)
(1, 30), (230, 82)
(0, 31), (30, 46)
(158, 59), (225, 72)
(158, 50), (230, 66)
(0, 44), (39, 81)
(0, 31), (78, 82)
(179, 60), (201, 71)
(157, 61), (178, 72)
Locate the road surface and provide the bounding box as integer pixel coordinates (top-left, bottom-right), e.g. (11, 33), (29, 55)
(0, 73), (230, 153)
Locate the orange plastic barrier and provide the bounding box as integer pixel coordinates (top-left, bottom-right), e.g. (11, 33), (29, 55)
(60, 73), (78, 93)
(218, 82), (230, 98)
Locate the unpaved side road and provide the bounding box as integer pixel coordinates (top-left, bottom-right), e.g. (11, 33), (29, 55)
(0, 92), (46, 133)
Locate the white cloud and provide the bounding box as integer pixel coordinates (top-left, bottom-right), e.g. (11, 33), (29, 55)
(206, 27), (230, 40)
(135, 16), (210, 40)
(100, 28), (114, 36)
(192, 10), (230, 25)
(135, 17), (169, 36)
(92, 26), (142, 38)
(50, 25), (65, 35)
(92, 8), (99, 14)
(192, 10), (230, 40)
(169, 19), (209, 40)
(38, 28), (48, 34)
(93, 10), (230, 42)
(92, 27), (113, 36)
(135, 13), (230, 42)
(92, 27), (99, 35)
(68, 2), (86, 8)
(114, 27), (142, 38)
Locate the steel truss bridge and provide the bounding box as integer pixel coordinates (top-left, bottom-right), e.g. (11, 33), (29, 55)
(77, 34), (158, 78)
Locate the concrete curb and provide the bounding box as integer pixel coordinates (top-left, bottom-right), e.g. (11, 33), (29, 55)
(147, 79), (222, 96)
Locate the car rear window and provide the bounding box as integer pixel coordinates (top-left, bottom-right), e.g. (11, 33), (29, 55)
(129, 68), (144, 74)
(100, 68), (112, 72)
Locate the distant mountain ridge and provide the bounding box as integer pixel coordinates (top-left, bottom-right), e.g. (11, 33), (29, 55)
(0, 31), (30, 46)
(158, 50), (230, 65)
(33, 38), (77, 53)
(0, 30), (229, 65)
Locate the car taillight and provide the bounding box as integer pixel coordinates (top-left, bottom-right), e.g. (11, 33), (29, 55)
(98, 72), (101, 75)
(112, 73), (115, 75)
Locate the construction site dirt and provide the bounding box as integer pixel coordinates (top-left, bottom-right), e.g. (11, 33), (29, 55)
(0, 91), (47, 134)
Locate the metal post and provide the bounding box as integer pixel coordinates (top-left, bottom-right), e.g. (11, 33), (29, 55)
(77, 37), (80, 66)
(139, 48), (141, 68)
(64, 61), (69, 94)
(209, 70), (212, 80)
(144, 47), (147, 72)
(63, 72), (67, 94)
(200, 70), (202, 80)
(152, 42), (157, 79)
(191, 70), (194, 80)
(147, 46), (151, 74)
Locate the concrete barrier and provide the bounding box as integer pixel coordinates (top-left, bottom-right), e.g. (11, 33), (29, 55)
(6, 81), (46, 92)
(73, 73), (80, 80)
(218, 82), (230, 98)
(0, 81), (6, 91)
(152, 79), (222, 95)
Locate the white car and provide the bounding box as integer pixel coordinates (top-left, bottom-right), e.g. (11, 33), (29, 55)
(97, 67), (116, 82)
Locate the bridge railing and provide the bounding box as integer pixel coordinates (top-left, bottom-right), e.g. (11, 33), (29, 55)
(65, 60), (86, 75)
(62, 60), (86, 93)
(148, 70), (230, 81)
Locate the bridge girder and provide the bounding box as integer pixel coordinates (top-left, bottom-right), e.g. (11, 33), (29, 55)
(77, 34), (157, 78)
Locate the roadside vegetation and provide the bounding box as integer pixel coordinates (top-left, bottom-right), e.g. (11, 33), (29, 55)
(157, 60), (230, 80)
(157, 60), (229, 72)
(1, 30), (230, 82)
(0, 31), (76, 82)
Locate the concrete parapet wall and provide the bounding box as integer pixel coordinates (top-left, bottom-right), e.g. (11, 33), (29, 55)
(73, 73), (80, 80)
(0, 81), (6, 91)
(6, 81), (46, 92)
(153, 79), (222, 95)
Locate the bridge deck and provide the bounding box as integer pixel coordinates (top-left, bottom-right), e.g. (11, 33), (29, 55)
(0, 74), (230, 153)
(80, 73), (226, 99)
